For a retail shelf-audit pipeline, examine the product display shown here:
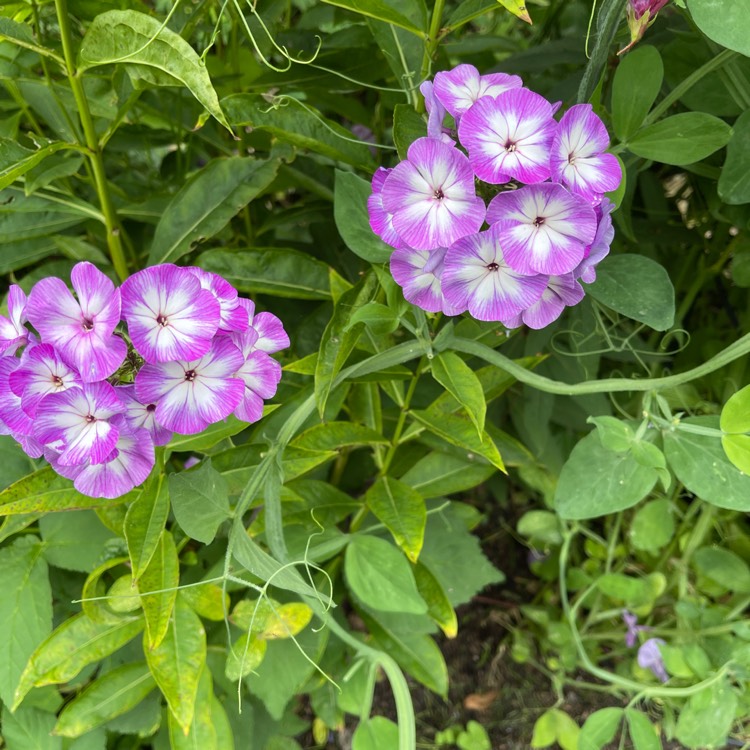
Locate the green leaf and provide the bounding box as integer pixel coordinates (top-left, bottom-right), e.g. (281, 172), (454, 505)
(718, 110), (750, 205)
(81, 557), (133, 625)
(531, 709), (580, 750)
(78, 10), (228, 129)
(334, 170), (393, 264)
(164, 415), (249, 454)
(353, 717), (400, 750)
(0, 466), (136, 514)
(516, 510), (562, 547)
(578, 708), (624, 750)
(687, 0), (750, 57)
(178, 583), (229, 622)
(145, 597), (206, 735)
(693, 547), (750, 593)
(720, 384), (750, 473)
(197, 247), (331, 300)
(611, 46), (663, 142)
(0, 137), (71, 191)
(585, 254), (675, 330)
(1, 705), (60, 750)
(347, 301), (399, 335)
(167, 667), (217, 750)
(13, 614), (144, 710)
(345, 535), (427, 614)
(147, 157), (279, 264)
(139, 530), (179, 650)
(625, 709), (661, 750)
(675, 678), (737, 749)
(224, 632), (267, 681)
(555, 431), (658, 519)
(0, 537), (52, 707)
(399, 451), (496, 498)
(124, 472), (170, 580)
(627, 112), (732, 165)
(290, 422), (387, 452)
(169, 460), (230, 544)
(588, 415), (634, 453)
(412, 562), (458, 638)
(364, 477), (426, 563)
(629, 499), (675, 552)
(664, 416), (750, 511)
(320, 0), (425, 36)
(54, 663), (155, 738)
(431, 351), (486, 437)
(315, 272), (378, 417)
(39, 510), (115, 573)
(393, 105), (427, 161)
(457, 721), (491, 750)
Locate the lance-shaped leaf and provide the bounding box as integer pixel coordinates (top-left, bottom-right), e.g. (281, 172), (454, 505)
(430, 351), (486, 437)
(178, 583), (229, 622)
(290, 422), (387, 452)
(413, 561), (458, 638)
(168, 667), (217, 749)
(0, 137), (72, 191)
(78, 10), (229, 129)
(146, 598), (206, 734)
(225, 632), (268, 682)
(400, 451), (496, 499)
(139, 530), (179, 650)
(125, 472), (170, 581)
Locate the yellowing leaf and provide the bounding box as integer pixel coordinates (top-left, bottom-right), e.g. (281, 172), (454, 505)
(497, 0), (532, 24)
(259, 603), (313, 640)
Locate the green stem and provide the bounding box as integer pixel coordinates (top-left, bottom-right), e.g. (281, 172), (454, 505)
(54, 0), (129, 280)
(417, 0), (446, 111)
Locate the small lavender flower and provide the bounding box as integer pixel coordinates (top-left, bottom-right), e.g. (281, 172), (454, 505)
(623, 609), (652, 648)
(550, 104), (622, 202)
(433, 63), (522, 120)
(420, 81), (453, 144)
(236, 298), (290, 354)
(486, 183), (597, 276)
(504, 274), (585, 330)
(458, 89), (557, 184)
(367, 167), (406, 250)
(187, 267), (248, 333)
(637, 638), (668, 682)
(380, 137), (485, 251)
(390, 246), (464, 315)
(0, 285), (30, 356)
(573, 199), (616, 283)
(26, 262), (126, 382)
(234, 351), (282, 424)
(117, 384), (172, 447)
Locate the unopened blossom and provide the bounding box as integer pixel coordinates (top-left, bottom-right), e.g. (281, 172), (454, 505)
(121, 264), (221, 364)
(187, 267), (248, 333)
(503, 274), (585, 330)
(380, 137), (485, 251)
(550, 104), (621, 202)
(458, 89), (557, 184)
(117, 384), (172, 446)
(390, 246), (464, 315)
(442, 227), (548, 322)
(34, 381), (124, 466)
(9, 343), (81, 417)
(623, 610), (651, 648)
(433, 63), (522, 119)
(622, 0), (670, 53)
(135, 337), (245, 434)
(573, 199), (615, 283)
(420, 81), (453, 144)
(486, 183), (597, 275)
(368, 167), (406, 250)
(49, 421), (154, 499)
(0, 285), (29, 356)
(26, 262), (126, 382)
(637, 638), (668, 682)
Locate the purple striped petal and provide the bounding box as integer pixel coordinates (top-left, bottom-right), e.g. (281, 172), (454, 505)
(574, 198), (615, 283)
(381, 138), (485, 251)
(0, 358), (34, 435)
(433, 64), (523, 118)
(420, 81), (452, 142)
(368, 167), (408, 250)
(442, 227), (548, 322)
(187, 266), (248, 333)
(234, 351), (281, 423)
(390, 246), (464, 315)
(487, 183), (597, 275)
(0, 285), (29, 356)
(520, 274), (585, 329)
(458, 89), (556, 184)
(117, 384), (172, 446)
(250, 313), (290, 354)
(121, 264), (221, 363)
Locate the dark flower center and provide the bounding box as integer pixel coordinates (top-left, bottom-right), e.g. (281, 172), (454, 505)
(81, 317), (94, 332)
(568, 151), (576, 164)
(504, 140), (517, 153)
(533, 217), (545, 227)
(486, 262), (499, 272)
(52, 375), (64, 387)
(433, 188), (445, 200)
(184, 369), (197, 382)
(85, 414), (96, 423)
(146, 404), (156, 413)
(156, 314), (169, 327)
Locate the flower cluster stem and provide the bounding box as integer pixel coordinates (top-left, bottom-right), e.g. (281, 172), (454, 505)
(54, 0), (129, 281)
(417, 0), (447, 111)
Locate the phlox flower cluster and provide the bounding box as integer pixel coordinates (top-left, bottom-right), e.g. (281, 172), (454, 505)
(0, 262), (288, 499)
(368, 64), (622, 329)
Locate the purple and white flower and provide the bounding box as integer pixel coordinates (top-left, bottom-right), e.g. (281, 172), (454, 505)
(573, 198), (616, 283)
(433, 64), (522, 119)
(550, 104), (622, 202)
(0, 285), (30, 357)
(420, 81), (453, 144)
(623, 610), (652, 648)
(381, 137), (485, 251)
(442, 227), (548, 322)
(458, 89), (557, 184)
(237, 298), (290, 354)
(187, 267), (248, 333)
(637, 638), (668, 682)
(390, 246), (464, 315)
(34, 381), (124, 466)
(486, 183), (597, 275)
(504, 273), (585, 330)
(117, 384), (172, 446)
(0, 358), (37, 444)
(234, 351), (282, 423)
(121, 264), (221, 364)
(368, 167), (406, 250)
(8, 343), (81, 417)
(135, 337), (245, 435)
(26, 262), (126, 382)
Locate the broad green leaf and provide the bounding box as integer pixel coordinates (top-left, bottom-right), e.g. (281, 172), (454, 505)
(393, 104), (427, 161)
(718, 110), (750, 205)
(400, 451), (496, 498)
(211, 696), (235, 750)
(1, 705), (60, 750)
(516, 510), (562, 547)
(147, 158), (278, 264)
(164, 415), (249, 454)
(13, 614), (144, 710)
(145, 597), (206, 735)
(168, 667), (217, 750)
(626, 710), (661, 750)
(139, 530), (179, 650)
(54, 663), (155, 738)
(225, 632), (268, 681)
(223, 94), (374, 169)
(178, 583), (229, 622)
(687, 0), (750, 57)
(103, 692), (161, 737)
(334, 170), (393, 263)
(0, 137), (71, 191)
(630, 499), (675, 552)
(588, 415), (634, 453)
(627, 112), (732, 165)
(230, 597), (280, 632)
(320, 0), (424, 36)
(353, 717), (400, 750)
(413, 562), (458, 638)
(290, 422), (387, 452)
(198, 247), (331, 300)
(612, 46), (663, 142)
(0, 537), (52, 707)
(25, 152), (84, 195)
(0, 435), (35, 490)
(664, 416), (750, 510)
(0, 18), (61, 62)
(0, 466), (135, 514)
(107, 576), (142, 614)
(431, 351), (486, 436)
(585, 254), (674, 330)
(124, 472), (170, 580)
(365, 477), (426, 562)
(578, 708), (623, 750)
(344, 534), (427, 614)
(39, 510), (115, 572)
(596, 573), (665, 608)
(315, 272), (378, 417)
(81, 557), (133, 624)
(169, 460), (230, 544)
(720, 384), (750, 473)
(410, 409), (505, 471)
(259, 603), (314, 640)
(531, 709), (580, 750)
(347, 301), (399, 335)
(555, 431), (658, 519)
(675, 678), (737, 749)
(693, 547), (750, 593)
(78, 10), (228, 128)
